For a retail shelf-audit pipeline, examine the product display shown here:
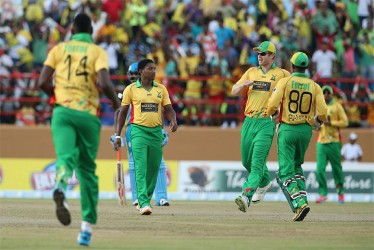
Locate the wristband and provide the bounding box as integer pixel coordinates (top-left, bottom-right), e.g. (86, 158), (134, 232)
(115, 136), (122, 139)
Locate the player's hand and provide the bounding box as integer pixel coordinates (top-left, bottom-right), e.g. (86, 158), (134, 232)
(243, 80), (253, 87)
(169, 121), (178, 132)
(270, 109), (280, 123)
(162, 129), (169, 147)
(113, 137), (122, 151)
(110, 134), (126, 147)
(312, 115), (323, 131)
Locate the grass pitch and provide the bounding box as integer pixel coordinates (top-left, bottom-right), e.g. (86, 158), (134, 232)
(1, 199), (373, 249)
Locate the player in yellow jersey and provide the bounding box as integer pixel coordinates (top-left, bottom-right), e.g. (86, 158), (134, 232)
(267, 52), (328, 221)
(315, 85), (348, 204)
(231, 41), (290, 212)
(113, 58), (178, 215)
(38, 13), (120, 246)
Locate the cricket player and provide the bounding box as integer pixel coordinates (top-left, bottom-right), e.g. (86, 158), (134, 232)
(267, 52), (328, 221)
(113, 59), (178, 215)
(38, 13), (120, 246)
(112, 62), (170, 207)
(315, 85), (348, 204)
(231, 41), (290, 212)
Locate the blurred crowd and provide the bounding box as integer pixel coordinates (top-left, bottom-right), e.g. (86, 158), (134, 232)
(0, 0), (373, 127)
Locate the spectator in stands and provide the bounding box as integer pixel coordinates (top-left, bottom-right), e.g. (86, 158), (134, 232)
(101, 0), (124, 25)
(358, 32), (374, 91)
(341, 132), (363, 162)
(311, 38), (337, 79)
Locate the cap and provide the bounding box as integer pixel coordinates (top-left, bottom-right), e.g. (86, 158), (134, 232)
(322, 85), (333, 94)
(253, 41), (276, 54)
(290, 52), (309, 67)
(349, 132), (358, 140)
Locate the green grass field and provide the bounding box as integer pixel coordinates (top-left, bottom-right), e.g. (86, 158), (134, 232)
(1, 199), (373, 249)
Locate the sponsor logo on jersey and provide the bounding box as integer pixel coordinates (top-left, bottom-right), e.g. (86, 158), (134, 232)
(253, 81), (271, 91)
(141, 103), (158, 112)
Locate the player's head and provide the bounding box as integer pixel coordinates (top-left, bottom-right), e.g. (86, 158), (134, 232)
(290, 52), (309, 72)
(253, 41), (276, 65)
(138, 58), (156, 80)
(73, 13), (93, 35)
(322, 85), (333, 102)
(127, 62), (139, 83)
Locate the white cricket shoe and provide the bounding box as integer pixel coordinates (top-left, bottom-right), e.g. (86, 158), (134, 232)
(235, 195), (249, 213)
(252, 182), (272, 203)
(139, 206), (152, 215)
(159, 199), (170, 206)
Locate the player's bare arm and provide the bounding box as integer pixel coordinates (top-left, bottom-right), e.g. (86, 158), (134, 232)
(38, 65), (55, 96)
(98, 69), (121, 110)
(163, 104), (178, 132)
(231, 80), (253, 96)
(114, 105), (129, 151)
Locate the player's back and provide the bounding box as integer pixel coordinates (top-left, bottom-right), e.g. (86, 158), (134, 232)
(45, 39), (108, 115)
(280, 74), (323, 125)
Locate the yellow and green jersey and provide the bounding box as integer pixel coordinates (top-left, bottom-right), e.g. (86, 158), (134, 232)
(267, 72), (328, 125)
(44, 33), (108, 116)
(318, 98), (348, 144)
(121, 79), (171, 127)
(237, 63), (290, 118)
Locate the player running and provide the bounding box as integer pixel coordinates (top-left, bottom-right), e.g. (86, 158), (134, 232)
(231, 41), (290, 212)
(38, 13), (120, 246)
(267, 52), (328, 221)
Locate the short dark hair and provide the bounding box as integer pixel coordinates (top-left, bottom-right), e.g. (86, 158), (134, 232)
(73, 13), (92, 34)
(138, 59), (154, 70)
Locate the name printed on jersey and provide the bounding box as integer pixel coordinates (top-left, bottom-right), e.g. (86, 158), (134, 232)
(253, 81), (271, 91)
(141, 103), (158, 112)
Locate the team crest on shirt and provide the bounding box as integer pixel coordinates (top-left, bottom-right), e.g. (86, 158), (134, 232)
(271, 74), (276, 81)
(157, 91), (161, 98)
(273, 87), (277, 92)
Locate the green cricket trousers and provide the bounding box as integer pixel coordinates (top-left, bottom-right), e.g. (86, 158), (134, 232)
(316, 142), (344, 196)
(240, 117), (274, 199)
(277, 123), (312, 208)
(131, 124), (163, 208)
(52, 105), (100, 224)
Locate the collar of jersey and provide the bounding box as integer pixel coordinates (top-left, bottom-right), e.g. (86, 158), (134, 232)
(135, 78), (158, 88)
(290, 72), (308, 78)
(71, 33), (93, 43)
(257, 62), (276, 73)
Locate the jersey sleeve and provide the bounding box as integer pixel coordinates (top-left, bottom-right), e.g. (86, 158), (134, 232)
(43, 45), (58, 69)
(121, 85), (132, 106)
(267, 78), (286, 115)
(315, 85), (328, 122)
(94, 47), (109, 72)
(331, 102), (348, 128)
(161, 85), (172, 106)
(235, 68), (253, 86)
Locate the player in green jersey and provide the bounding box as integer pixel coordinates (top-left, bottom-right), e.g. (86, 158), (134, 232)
(267, 52), (328, 221)
(231, 41), (290, 212)
(38, 13), (120, 246)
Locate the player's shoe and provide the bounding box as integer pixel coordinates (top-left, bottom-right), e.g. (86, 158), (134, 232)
(77, 231), (91, 246)
(53, 188), (71, 226)
(315, 195), (328, 203)
(292, 204), (310, 221)
(133, 199), (138, 206)
(338, 194), (344, 204)
(252, 182), (272, 203)
(139, 206), (152, 215)
(235, 195), (249, 213)
(135, 204), (141, 211)
(158, 199), (170, 206)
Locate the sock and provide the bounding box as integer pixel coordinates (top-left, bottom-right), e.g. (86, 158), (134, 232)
(81, 221), (92, 233)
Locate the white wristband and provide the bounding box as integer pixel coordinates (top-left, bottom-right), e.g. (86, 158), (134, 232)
(115, 136), (122, 139)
